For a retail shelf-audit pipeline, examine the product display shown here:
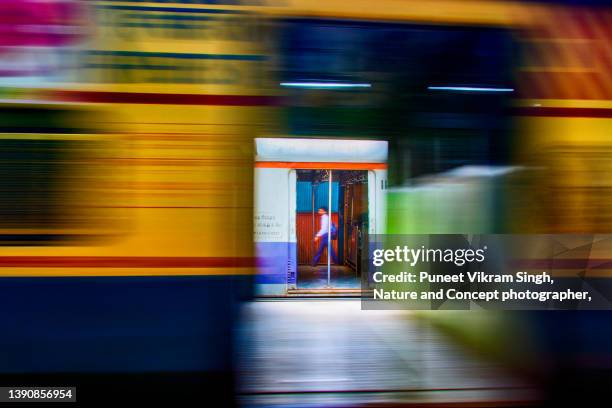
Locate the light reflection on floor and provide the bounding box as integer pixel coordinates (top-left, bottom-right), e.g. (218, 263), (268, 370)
(297, 265), (361, 289)
(237, 300), (537, 407)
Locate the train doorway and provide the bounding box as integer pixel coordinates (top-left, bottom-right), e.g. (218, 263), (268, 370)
(295, 169), (368, 291)
(254, 137), (387, 297)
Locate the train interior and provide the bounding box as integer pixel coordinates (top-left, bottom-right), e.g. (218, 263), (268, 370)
(295, 169), (368, 291)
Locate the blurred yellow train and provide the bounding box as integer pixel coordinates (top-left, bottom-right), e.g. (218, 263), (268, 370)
(0, 0), (609, 403)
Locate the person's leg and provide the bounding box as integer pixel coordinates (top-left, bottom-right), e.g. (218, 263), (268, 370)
(311, 235), (327, 266)
(330, 241), (339, 264)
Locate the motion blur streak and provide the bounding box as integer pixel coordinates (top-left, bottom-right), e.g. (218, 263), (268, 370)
(238, 300), (537, 407)
(281, 82), (373, 89)
(0, 0), (610, 406)
(427, 86), (515, 92)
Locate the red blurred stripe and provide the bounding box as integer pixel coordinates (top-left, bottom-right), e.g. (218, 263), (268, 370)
(47, 90), (280, 106)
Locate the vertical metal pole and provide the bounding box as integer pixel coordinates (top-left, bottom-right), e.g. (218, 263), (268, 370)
(312, 183), (315, 264)
(327, 170), (332, 287)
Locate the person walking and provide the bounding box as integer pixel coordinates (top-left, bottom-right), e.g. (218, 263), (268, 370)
(311, 206), (338, 266)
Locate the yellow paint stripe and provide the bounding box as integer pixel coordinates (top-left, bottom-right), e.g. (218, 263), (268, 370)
(514, 99), (612, 109)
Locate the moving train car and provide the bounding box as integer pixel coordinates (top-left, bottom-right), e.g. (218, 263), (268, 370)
(0, 0), (269, 403)
(254, 138), (387, 295)
(0, 0), (610, 404)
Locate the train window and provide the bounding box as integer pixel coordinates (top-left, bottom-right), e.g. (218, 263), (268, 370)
(0, 106), (126, 244)
(278, 20), (516, 183)
(0, 139), (68, 230)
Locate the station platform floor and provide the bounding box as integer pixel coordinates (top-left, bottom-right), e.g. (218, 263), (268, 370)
(237, 300), (538, 407)
(297, 265), (361, 289)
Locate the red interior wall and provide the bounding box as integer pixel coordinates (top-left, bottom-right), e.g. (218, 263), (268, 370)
(296, 212), (339, 265)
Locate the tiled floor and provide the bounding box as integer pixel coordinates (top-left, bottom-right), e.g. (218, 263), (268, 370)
(297, 265), (361, 289)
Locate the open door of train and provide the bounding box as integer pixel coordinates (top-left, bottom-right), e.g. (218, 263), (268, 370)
(292, 168), (370, 292)
(254, 138), (387, 296)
